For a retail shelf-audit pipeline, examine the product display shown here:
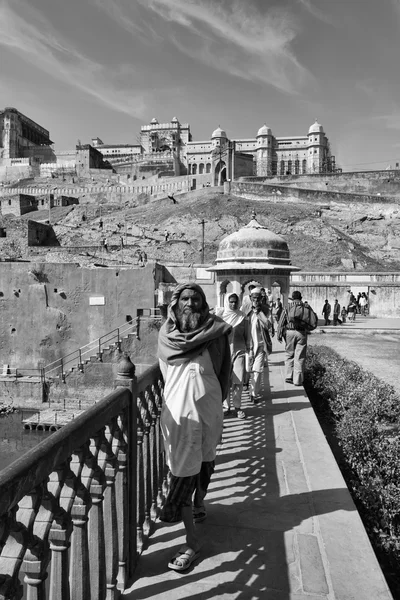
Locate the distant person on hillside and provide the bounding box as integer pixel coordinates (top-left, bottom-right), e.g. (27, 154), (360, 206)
(99, 219), (103, 229)
(332, 299), (341, 326)
(103, 238), (108, 252)
(139, 250), (147, 267)
(322, 299), (331, 326)
(168, 194), (177, 204)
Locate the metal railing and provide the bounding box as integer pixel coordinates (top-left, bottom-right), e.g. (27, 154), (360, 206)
(43, 318), (140, 380)
(0, 358), (167, 599)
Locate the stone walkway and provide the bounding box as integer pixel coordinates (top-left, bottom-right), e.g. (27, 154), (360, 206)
(123, 343), (393, 600)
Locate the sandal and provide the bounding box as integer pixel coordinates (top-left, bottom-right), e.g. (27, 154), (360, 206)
(236, 409), (246, 419)
(193, 507), (207, 523)
(168, 545), (200, 572)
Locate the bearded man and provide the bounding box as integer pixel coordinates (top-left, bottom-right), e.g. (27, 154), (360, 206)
(158, 283), (231, 572)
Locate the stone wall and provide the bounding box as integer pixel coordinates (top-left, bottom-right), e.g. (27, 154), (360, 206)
(290, 272), (400, 317)
(0, 261), (166, 370)
(27, 221), (59, 247)
(231, 180), (400, 207)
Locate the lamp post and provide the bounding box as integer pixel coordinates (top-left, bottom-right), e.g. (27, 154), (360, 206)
(199, 218), (206, 264)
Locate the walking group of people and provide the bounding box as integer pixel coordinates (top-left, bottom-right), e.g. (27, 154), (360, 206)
(157, 282), (317, 571)
(321, 291), (369, 325)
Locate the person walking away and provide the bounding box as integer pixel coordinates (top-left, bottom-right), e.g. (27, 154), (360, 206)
(219, 293), (251, 419)
(359, 293), (367, 316)
(272, 297), (283, 325)
(158, 283), (231, 571)
(277, 291), (318, 386)
(356, 292), (362, 314)
(347, 298), (357, 321)
(322, 299), (331, 325)
(340, 305), (347, 323)
(244, 287), (274, 404)
(332, 299), (341, 326)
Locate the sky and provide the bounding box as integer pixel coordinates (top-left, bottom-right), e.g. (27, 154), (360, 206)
(1, 0), (400, 171)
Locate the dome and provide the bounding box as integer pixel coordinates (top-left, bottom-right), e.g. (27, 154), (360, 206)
(257, 124), (272, 137)
(215, 217), (291, 266)
(150, 117), (159, 124)
(308, 120), (324, 134)
(171, 116), (179, 122)
(211, 126), (227, 139)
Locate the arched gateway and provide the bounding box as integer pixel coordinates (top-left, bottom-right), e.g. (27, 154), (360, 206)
(207, 213), (300, 307)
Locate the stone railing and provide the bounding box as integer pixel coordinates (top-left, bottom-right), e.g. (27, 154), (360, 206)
(0, 355), (166, 599)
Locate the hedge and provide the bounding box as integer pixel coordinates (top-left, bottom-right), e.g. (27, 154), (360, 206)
(305, 345), (400, 574)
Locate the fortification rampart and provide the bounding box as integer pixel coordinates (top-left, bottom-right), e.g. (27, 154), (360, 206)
(231, 180), (400, 208)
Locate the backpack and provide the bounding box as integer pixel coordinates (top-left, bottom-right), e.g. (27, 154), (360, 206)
(288, 303), (318, 331)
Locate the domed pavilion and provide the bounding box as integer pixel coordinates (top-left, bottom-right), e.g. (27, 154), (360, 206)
(207, 212), (300, 307)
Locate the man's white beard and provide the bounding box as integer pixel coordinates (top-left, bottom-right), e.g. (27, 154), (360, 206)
(176, 308), (203, 332)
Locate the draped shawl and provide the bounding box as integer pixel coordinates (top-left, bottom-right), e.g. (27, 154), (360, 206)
(158, 283), (232, 399)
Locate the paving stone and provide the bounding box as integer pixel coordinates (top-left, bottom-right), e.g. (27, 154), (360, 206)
(297, 533), (329, 595)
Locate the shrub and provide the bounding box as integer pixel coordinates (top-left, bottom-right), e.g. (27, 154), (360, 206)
(305, 345), (400, 572)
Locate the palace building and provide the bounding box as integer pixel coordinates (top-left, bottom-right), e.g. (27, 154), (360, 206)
(0, 107), (53, 165)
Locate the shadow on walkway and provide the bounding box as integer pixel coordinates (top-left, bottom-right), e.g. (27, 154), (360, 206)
(123, 346), (390, 600)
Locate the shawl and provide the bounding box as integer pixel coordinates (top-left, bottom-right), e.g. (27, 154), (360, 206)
(158, 283), (232, 366)
(220, 294), (245, 328)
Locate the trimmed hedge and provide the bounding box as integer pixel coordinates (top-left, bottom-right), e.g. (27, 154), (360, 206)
(305, 345), (400, 572)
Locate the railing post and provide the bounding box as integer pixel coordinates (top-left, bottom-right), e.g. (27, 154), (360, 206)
(114, 353), (137, 581)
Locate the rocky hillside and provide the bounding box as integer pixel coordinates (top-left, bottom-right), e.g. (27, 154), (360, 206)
(3, 185), (400, 271)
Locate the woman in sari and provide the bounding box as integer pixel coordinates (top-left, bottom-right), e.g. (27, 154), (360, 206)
(220, 293), (251, 419)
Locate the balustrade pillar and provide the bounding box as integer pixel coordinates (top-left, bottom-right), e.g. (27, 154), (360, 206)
(114, 353), (137, 579)
(69, 503), (90, 600)
(23, 551), (47, 600)
(140, 392), (152, 537)
(99, 427), (119, 600)
(88, 465), (106, 599)
(49, 523), (71, 600)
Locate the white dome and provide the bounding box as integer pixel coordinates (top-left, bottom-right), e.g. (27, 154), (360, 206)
(150, 117), (159, 124)
(257, 124), (272, 137)
(308, 120), (324, 134)
(171, 116), (179, 123)
(211, 126), (227, 139)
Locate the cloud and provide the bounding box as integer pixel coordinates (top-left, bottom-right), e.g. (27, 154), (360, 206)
(297, 0), (334, 24)
(97, 0), (313, 94)
(0, 0), (148, 118)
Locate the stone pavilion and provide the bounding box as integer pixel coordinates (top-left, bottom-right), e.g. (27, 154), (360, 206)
(207, 212), (300, 307)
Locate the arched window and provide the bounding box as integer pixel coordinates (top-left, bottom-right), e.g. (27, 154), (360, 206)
(199, 163), (205, 174)
(287, 160), (292, 174)
(294, 159), (300, 174)
(302, 159), (307, 173)
(206, 163), (211, 173)
(280, 160), (285, 175)
(192, 163), (197, 175)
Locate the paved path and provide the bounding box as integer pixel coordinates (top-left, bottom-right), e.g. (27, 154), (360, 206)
(123, 343), (393, 600)
(317, 315), (400, 331)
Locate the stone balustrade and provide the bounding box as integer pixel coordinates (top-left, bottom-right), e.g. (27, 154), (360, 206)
(0, 357), (166, 600)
